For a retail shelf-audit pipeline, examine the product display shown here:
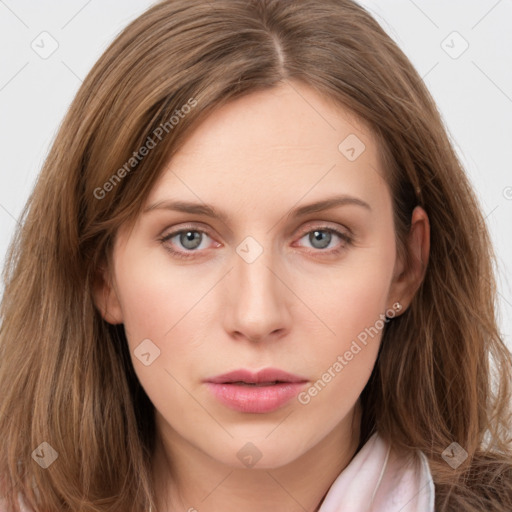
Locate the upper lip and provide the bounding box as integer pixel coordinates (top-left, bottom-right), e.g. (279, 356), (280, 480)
(205, 368), (308, 384)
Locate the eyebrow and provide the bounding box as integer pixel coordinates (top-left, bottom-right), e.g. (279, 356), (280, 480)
(143, 194), (371, 223)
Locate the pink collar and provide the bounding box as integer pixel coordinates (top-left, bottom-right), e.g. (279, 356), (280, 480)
(319, 432), (435, 511)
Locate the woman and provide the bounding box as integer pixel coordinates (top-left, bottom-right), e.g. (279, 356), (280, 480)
(1, 0), (511, 511)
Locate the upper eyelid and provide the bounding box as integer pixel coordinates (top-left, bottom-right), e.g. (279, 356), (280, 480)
(296, 221), (352, 237)
(160, 220), (351, 239)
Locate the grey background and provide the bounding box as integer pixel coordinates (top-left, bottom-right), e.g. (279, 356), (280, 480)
(0, 0), (511, 350)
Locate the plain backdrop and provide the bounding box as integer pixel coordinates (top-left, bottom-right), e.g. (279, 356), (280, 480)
(0, 0), (511, 350)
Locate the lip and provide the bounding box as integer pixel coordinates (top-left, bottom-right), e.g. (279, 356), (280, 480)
(206, 368), (307, 385)
(204, 368), (308, 413)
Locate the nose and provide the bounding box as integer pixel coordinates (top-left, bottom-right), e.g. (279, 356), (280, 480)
(223, 242), (292, 344)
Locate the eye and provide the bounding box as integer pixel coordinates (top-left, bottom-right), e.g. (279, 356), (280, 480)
(159, 224), (352, 260)
(295, 226), (352, 255)
(159, 227), (218, 259)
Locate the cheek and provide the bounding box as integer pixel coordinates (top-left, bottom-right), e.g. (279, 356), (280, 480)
(113, 252), (208, 414)
(294, 268), (392, 441)
(301, 243), (395, 352)
(113, 245), (202, 342)
(294, 240), (395, 403)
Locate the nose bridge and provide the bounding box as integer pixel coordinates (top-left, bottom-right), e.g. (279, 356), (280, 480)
(225, 233), (289, 340)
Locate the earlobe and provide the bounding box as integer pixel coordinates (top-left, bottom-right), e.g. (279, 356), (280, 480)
(92, 266), (124, 325)
(388, 206), (430, 313)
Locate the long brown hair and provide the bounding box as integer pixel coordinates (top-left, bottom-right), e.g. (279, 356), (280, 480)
(1, 0), (511, 510)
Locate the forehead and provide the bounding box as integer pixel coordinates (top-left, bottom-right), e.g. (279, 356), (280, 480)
(146, 82), (389, 218)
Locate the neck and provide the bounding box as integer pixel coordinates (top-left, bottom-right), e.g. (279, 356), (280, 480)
(151, 403), (362, 512)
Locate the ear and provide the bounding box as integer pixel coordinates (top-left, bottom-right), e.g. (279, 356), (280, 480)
(92, 264), (124, 325)
(388, 206), (430, 314)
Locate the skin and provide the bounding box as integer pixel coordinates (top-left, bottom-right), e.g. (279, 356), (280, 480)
(95, 80), (430, 512)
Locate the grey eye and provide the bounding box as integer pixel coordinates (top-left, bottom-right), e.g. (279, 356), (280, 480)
(178, 231), (203, 250)
(307, 230), (333, 250)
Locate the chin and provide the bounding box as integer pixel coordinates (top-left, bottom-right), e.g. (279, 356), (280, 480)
(207, 436), (307, 470)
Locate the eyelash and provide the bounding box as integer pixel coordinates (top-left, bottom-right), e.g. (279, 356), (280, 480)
(159, 224), (353, 260)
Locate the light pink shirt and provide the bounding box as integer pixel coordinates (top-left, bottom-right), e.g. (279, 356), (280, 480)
(319, 432), (435, 511)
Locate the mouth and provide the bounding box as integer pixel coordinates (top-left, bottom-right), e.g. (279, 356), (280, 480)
(204, 368), (308, 413)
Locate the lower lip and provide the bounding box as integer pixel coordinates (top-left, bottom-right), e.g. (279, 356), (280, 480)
(205, 382), (307, 413)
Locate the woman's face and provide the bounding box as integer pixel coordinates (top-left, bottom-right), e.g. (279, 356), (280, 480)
(100, 81), (420, 470)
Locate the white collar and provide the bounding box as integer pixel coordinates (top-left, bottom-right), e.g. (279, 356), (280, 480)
(318, 432), (435, 511)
